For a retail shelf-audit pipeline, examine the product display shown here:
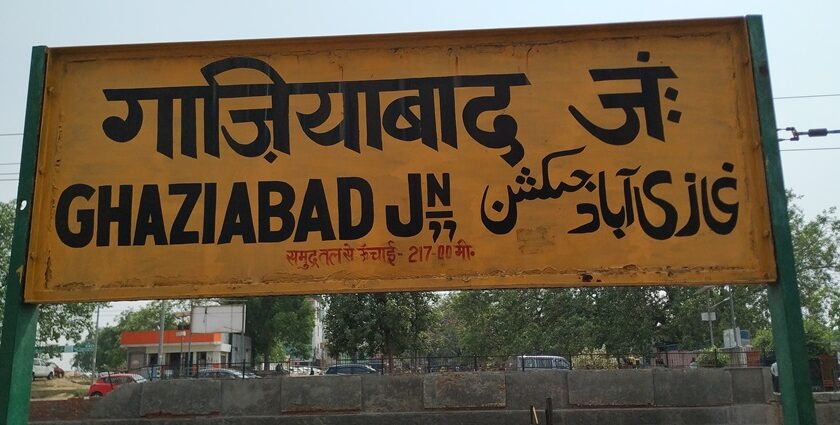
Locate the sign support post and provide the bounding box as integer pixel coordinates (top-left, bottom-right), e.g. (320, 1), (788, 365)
(0, 46), (46, 425)
(747, 15), (817, 425)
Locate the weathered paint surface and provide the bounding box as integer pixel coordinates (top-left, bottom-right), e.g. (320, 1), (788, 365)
(26, 18), (775, 302)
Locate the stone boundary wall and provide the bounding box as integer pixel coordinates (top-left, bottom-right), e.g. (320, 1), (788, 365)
(27, 367), (837, 424)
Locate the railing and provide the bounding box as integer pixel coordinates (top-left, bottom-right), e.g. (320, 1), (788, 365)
(325, 350), (770, 373)
(92, 350), (840, 392)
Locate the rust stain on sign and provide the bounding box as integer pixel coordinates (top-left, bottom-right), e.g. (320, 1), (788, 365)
(25, 18), (775, 302)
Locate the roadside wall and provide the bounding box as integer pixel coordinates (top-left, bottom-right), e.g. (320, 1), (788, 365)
(28, 368), (839, 424)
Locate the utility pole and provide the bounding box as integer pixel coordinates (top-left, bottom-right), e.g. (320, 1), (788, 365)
(728, 286), (739, 346)
(186, 300), (193, 377)
(240, 305), (246, 378)
(157, 301), (166, 380)
(707, 290), (715, 346)
(91, 305), (100, 377)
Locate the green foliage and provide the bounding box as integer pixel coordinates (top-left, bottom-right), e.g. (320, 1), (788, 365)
(751, 318), (834, 357)
(432, 194), (840, 357)
(72, 301), (184, 372)
(659, 285), (770, 350)
(752, 328), (773, 353)
(446, 287), (671, 355)
(748, 195), (840, 357)
(119, 301), (183, 331)
(787, 193), (840, 325)
(238, 296), (315, 369)
(0, 200), (103, 353)
(802, 319), (834, 356)
(446, 289), (594, 355)
(572, 346), (619, 370)
(73, 326), (123, 372)
(324, 292), (437, 361)
(0, 200), (14, 311)
(696, 347), (728, 368)
(426, 295), (467, 357)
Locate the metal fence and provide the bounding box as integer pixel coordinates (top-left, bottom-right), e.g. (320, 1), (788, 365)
(327, 349), (770, 373)
(108, 350), (840, 392)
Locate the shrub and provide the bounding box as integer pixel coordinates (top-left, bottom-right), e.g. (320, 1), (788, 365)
(697, 347), (728, 368)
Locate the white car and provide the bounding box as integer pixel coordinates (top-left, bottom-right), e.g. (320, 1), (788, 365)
(32, 358), (54, 380)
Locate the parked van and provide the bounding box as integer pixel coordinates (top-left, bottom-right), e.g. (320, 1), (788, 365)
(510, 355), (571, 371)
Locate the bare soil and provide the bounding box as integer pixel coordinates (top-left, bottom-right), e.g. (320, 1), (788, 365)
(30, 377), (91, 400)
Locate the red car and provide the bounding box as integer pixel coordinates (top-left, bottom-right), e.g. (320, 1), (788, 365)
(87, 374), (146, 397)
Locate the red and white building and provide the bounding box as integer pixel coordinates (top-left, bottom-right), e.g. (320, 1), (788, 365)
(120, 330), (251, 371)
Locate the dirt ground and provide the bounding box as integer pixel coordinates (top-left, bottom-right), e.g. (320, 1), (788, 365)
(30, 376), (91, 400)
(28, 377), (98, 421)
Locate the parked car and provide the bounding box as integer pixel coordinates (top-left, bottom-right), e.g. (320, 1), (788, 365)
(87, 374), (147, 397)
(325, 364), (378, 375)
(135, 366), (176, 380)
(511, 355), (571, 371)
(32, 358), (54, 381)
(197, 368), (258, 379)
(48, 362), (65, 378)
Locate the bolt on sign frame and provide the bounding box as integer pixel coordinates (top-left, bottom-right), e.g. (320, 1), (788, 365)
(0, 16), (816, 424)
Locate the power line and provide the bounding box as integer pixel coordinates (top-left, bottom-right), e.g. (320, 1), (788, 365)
(0, 133), (23, 137)
(778, 127), (840, 142)
(774, 93), (840, 100)
(780, 147), (840, 152)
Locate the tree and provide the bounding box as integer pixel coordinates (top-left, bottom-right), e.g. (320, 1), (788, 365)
(426, 295), (467, 357)
(0, 200), (102, 354)
(324, 292), (437, 369)
(440, 194), (840, 356)
(73, 326), (123, 372)
(748, 195), (840, 353)
(0, 200), (13, 317)
(238, 296), (315, 370)
(447, 287), (667, 355)
(787, 194), (840, 324)
(659, 285), (770, 350)
(451, 289), (549, 355)
(73, 301), (184, 372)
(752, 317), (834, 357)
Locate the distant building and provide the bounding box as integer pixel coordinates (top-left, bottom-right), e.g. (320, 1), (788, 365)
(120, 330), (251, 372)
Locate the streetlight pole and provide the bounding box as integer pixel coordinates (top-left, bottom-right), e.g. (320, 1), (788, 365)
(91, 305), (100, 377)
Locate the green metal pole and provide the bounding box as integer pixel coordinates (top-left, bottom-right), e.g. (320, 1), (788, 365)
(0, 46), (46, 424)
(746, 16), (817, 425)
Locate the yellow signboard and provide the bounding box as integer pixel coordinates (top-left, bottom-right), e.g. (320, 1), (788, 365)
(25, 18), (776, 302)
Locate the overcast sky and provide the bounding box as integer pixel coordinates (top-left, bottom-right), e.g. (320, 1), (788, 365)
(1, 1), (838, 217)
(1, 1), (839, 325)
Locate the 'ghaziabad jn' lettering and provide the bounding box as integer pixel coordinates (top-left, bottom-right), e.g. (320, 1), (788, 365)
(102, 57), (529, 167)
(54, 173), (455, 248)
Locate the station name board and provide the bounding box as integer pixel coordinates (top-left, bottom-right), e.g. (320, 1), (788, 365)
(25, 18), (776, 302)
